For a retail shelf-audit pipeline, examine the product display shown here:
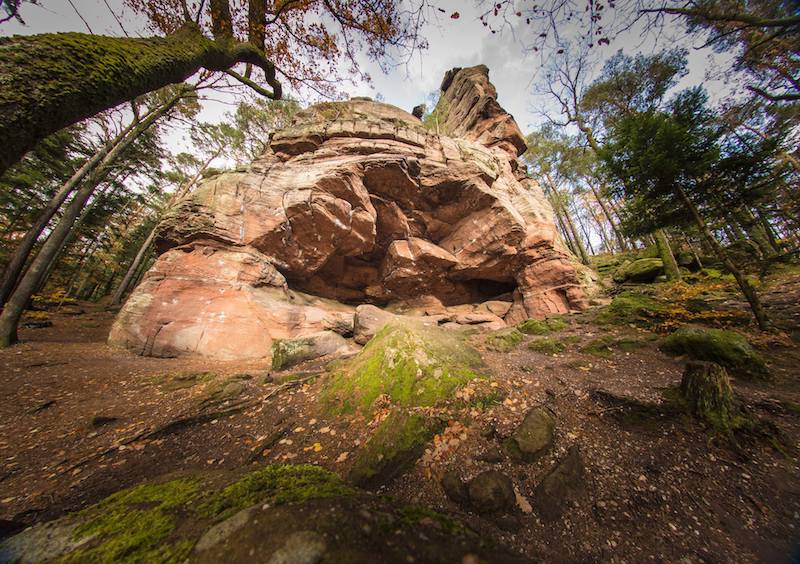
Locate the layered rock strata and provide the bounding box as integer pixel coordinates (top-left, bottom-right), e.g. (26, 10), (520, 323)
(109, 65), (587, 360)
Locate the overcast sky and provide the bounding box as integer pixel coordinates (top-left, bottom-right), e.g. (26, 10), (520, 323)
(3, 0), (738, 150)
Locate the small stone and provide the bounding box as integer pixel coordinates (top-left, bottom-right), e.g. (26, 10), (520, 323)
(441, 471), (469, 504)
(504, 407), (555, 463)
(467, 470), (516, 514)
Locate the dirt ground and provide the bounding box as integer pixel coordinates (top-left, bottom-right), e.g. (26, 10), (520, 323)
(1, 270), (800, 562)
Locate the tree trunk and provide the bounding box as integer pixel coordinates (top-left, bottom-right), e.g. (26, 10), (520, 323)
(653, 228), (681, 281)
(0, 24), (280, 176)
(674, 185), (771, 331)
(680, 361), (735, 428)
(0, 95), (181, 347)
(110, 226), (157, 305)
(590, 185), (628, 252)
(110, 148), (219, 305)
(586, 200), (612, 253)
(0, 122), (136, 306)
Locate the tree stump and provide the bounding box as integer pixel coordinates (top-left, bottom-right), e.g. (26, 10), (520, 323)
(680, 361), (735, 429)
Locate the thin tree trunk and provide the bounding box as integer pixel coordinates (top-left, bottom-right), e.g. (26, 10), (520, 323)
(590, 185), (628, 252)
(0, 94), (183, 347)
(0, 123), (137, 306)
(586, 200), (612, 253)
(110, 227), (157, 305)
(674, 185), (770, 331)
(110, 148), (219, 305)
(654, 228), (681, 281)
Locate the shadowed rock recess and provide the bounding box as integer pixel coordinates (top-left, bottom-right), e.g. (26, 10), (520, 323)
(109, 65), (587, 360)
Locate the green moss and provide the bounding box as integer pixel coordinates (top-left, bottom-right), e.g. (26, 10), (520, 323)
(581, 336), (642, 358)
(159, 371), (215, 392)
(528, 337), (566, 355)
(322, 320), (484, 415)
(517, 317), (567, 335)
(660, 326), (770, 381)
(396, 505), (471, 537)
(618, 258), (665, 283)
(349, 410), (442, 487)
(486, 328), (524, 351)
(545, 317), (568, 331)
(597, 291), (666, 326)
(517, 319), (550, 335)
(200, 464), (354, 521)
(67, 478), (201, 563)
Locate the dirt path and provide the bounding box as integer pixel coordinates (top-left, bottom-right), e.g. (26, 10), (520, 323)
(1, 274), (800, 561)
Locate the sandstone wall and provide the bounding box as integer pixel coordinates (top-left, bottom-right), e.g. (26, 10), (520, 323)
(109, 65), (587, 360)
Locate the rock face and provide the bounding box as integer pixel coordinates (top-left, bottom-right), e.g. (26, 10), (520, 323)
(109, 65), (587, 360)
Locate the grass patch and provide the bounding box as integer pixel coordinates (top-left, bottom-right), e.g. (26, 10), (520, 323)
(517, 316), (568, 335)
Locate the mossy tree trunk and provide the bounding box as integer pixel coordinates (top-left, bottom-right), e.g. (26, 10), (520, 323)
(0, 23), (281, 177)
(0, 92), (186, 347)
(653, 228), (681, 281)
(675, 184), (771, 330)
(680, 361), (735, 429)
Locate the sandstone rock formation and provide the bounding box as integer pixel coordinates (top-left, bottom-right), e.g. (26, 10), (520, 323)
(109, 65), (587, 360)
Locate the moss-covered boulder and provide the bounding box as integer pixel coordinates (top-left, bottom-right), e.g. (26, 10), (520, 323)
(616, 258), (665, 283)
(0, 464), (524, 563)
(322, 319), (485, 414)
(486, 328), (524, 351)
(597, 291), (665, 326)
(581, 335), (641, 357)
(661, 326), (770, 381)
(322, 320), (487, 488)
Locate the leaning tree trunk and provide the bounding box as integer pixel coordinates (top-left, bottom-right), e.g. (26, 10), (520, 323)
(653, 228), (681, 281)
(0, 95), (182, 347)
(0, 23), (281, 177)
(675, 185), (771, 331)
(0, 121), (136, 306)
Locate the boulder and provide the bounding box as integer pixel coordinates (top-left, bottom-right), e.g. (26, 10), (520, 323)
(110, 66), (587, 361)
(467, 471), (517, 514)
(1, 465), (525, 563)
(533, 446), (584, 522)
(617, 258), (664, 283)
(271, 331), (352, 370)
(661, 326), (770, 381)
(504, 407), (556, 462)
(353, 304), (396, 345)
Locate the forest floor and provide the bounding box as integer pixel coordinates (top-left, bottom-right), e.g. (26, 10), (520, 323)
(1, 265), (800, 561)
